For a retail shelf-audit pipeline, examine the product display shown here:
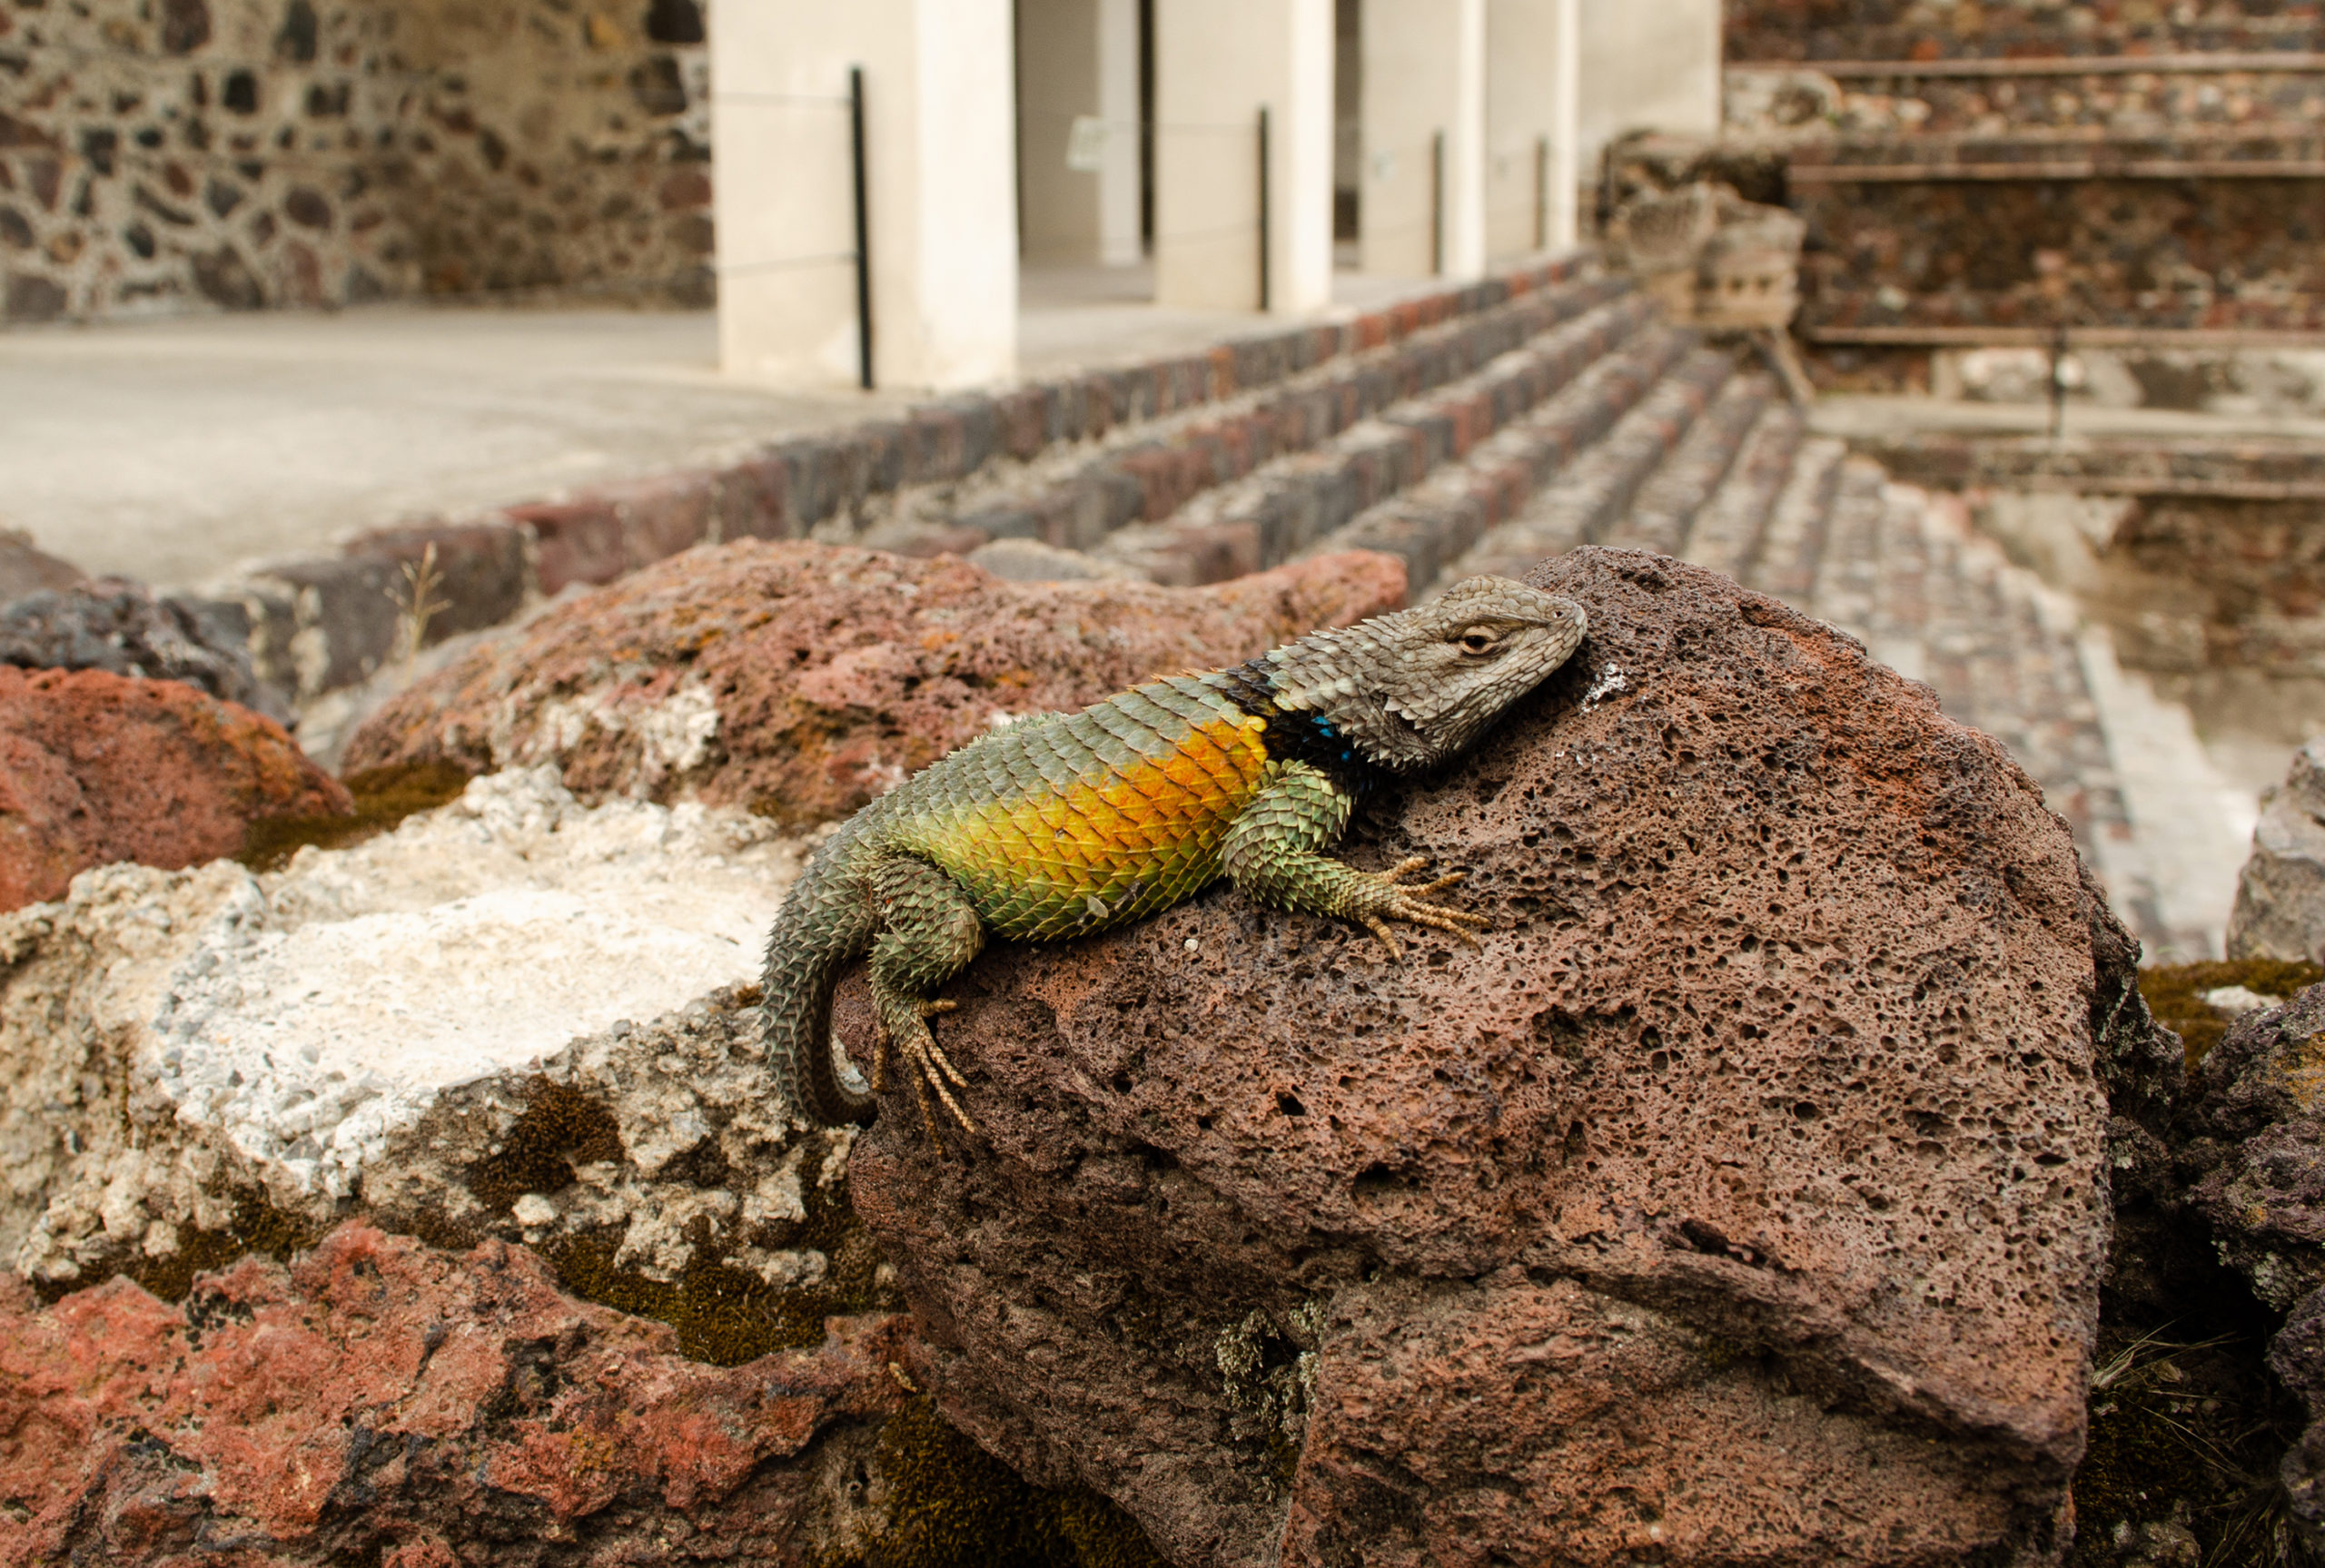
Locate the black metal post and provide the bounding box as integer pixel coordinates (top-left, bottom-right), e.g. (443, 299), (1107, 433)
(1257, 105), (1271, 313)
(849, 64), (874, 391)
(1430, 130), (1445, 275)
(1535, 134), (1549, 251)
(2048, 320), (2069, 441)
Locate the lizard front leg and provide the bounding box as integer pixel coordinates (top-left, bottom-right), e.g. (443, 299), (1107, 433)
(866, 855), (987, 1137)
(1219, 762), (1487, 960)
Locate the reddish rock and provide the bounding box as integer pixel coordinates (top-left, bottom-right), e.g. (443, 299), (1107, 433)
(847, 547), (2132, 1565)
(345, 540), (1409, 826)
(0, 1224), (919, 1567)
(0, 527), (82, 600)
(0, 667), (350, 912)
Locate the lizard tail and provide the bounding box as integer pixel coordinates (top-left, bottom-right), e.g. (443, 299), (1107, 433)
(761, 857), (880, 1127)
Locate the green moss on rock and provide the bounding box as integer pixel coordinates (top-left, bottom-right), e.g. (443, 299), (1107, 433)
(2139, 959), (2323, 1069)
(36, 1188), (327, 1306)
(811, 1396), (1166, 1568)
(239, 758), (473, 871)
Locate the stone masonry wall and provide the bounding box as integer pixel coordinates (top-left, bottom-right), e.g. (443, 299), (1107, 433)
(0, 0), (712, 323)
(1792, 157), (2325, 334)
(1726, 0), (2324, 64)
(1717, 1), (2325, 355)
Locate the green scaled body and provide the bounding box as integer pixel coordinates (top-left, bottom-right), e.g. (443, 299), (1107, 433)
(758, 577), (1588, 1136)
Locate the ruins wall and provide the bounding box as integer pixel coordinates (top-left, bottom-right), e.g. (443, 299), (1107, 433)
(1725, 0), (2324, 64)
(0, 0), (713, 323)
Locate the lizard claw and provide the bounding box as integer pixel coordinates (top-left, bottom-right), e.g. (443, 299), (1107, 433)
(905, 1034), (982, 1136)
(872, 990), (982, 1140)
(1355, 858), (1489, 957)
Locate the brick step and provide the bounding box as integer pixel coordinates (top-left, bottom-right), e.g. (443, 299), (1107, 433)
(1093, 292), (1659, 585)
(1673, 402), (1806, 585)
(951, 271), (1633, 554)
(1600, 371), (1777, 557)
(1441, 345), (1739, 586)
(1736, 439), (1848, 603)
(1281, 324), (1697, 591)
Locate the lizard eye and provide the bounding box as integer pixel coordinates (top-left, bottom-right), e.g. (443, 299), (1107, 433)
(1457, 627), (1499, 656)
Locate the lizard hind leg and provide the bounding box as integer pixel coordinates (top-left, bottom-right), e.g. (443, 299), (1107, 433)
(866, 855), (988, 1139)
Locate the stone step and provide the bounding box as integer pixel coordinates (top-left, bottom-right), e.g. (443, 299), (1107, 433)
(955, 271), (1633, 556)
(1286, 325), (1697, 591)
(1738, 438), (1849, 604)
(1431, 345), (1739, 586)
(1093, 292), (1656, 585)
(1802, 456), (1888, 640)
(1600, 371), (1778, 557)
(1674, 401), (1806, 585)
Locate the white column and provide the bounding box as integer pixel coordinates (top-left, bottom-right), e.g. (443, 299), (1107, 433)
(1015, 0), (1142, 267)
(1154, 0), (1333, 315)
(1483, 0), (1578, 260)
(1358, 0), (1488, 281)
(1576, 0), (1722, 187)
(1095, 0), (1142, 266)
(1484, 0), (1546, 261)
(713, 0), (1017, 391)
(1548, 0), (1580, 249)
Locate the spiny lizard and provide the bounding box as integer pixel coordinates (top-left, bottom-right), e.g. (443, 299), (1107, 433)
(760, 576), (1587, 1136)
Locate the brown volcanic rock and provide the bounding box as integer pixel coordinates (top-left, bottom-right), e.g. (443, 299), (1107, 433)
(2180, 981), (2325, 1546)
(344, 541), (1409, 825)
(0, 527), (84, 600)
(0, 666), (350, 912)
(847, 547), (2128, 1566)
(0, 1223), (919, 1566)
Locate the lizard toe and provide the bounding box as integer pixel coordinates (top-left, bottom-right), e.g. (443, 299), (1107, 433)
(1359, 913), (1406, 961)
(908, 1037), (983, 1138)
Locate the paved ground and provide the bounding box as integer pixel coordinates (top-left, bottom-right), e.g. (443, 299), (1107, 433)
(0, 263), (1431, 590)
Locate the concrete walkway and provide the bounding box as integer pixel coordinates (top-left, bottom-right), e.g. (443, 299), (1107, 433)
(0, 263), (1435, 591)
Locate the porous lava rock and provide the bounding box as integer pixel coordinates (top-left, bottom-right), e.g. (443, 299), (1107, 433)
(0, 1222), (923, 1566)
(0, 667), (349, 912)
(2230, 737), (2325, 966)
(847, 546), (2135, 1566)
(2179, 981), (2325, 1546)
(343, 541), (1408, 826)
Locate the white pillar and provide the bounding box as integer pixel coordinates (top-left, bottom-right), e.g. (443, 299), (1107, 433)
(1359, 0), (1487, 281)
(1576, 0), (1722, 192)
(713, 0), (1018, 391)
(1015, 0), (1142, 268)
(1095, 0), (1142, 266)
(1548, 0), (1580, 249)
(1483, 0), (1578, 260)
(1154, 0), (1333, 315)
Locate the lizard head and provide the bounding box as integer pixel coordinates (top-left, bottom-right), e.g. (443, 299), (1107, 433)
(1261, 576), (1588, 772)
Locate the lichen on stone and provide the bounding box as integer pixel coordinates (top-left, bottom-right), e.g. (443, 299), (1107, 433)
(236, 757), (473, 871)
(1213, 1298), (1327, 1483)
(2140, 959), (2324, 1069)
(808, 1397), (1168, 1568)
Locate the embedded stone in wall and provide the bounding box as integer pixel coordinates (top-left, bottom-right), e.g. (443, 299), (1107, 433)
(0, 0), (717, 321)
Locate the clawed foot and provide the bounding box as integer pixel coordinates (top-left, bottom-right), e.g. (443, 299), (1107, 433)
(1354, 856), (1489, 961)
(876, 998), (982, 1142)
